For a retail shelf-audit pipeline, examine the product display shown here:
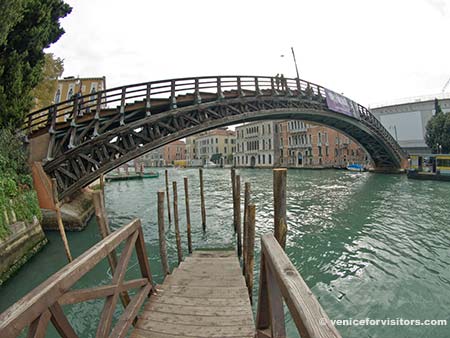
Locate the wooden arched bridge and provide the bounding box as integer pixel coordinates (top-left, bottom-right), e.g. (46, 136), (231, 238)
(25, 75), (408, 199)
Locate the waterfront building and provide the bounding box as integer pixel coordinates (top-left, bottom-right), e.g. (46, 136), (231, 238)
(193, 128), (236, 166)
(371, 93), (450, 154)
(286, 124), (368, 168)
(234, 121), (278, 167)
(139, 140), (186, 166)
(185, 136), (197, 165)
(52, 76), (106, 122)
(235, 120), (368, 168)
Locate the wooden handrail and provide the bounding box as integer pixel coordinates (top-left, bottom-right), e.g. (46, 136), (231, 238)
(0, 218), (153, 338)
(21, 74), (405, 160)
(256, 234), (341, 338)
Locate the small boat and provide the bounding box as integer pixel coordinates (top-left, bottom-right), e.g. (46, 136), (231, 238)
(203, 161), (218, 168)
(346, 163), (364, 172)
(106, 171), (159, 182)
(142, 172), (159, 179)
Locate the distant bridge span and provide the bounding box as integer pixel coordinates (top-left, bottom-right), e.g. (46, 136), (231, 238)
(25, 75), (408, 199)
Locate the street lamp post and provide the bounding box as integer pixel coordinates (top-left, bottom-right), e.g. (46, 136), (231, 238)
(291, 47), (300, 79)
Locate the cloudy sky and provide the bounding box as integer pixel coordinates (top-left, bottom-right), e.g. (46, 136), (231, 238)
(48, 0), (450, 107)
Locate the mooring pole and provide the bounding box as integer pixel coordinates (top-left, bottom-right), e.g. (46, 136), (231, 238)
(165, 169), (171, 223)
(273, 168), (287, 249)
(199, 168), (206, 231)
(184, 177), (193, 254)
(246, 203), (256, 303)
(243, 182), (251, 274)
(235, 175), (242, 258)
(51, 178), (73, 262)
(172, 181), (183, 265)
(157, 191), (170, 275)
(231, 168), (237, 232)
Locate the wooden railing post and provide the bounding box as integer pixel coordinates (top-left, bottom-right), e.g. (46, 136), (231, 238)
(119, 87), (126, 125)
(231, 168), (237, 232)
(165, 169), (171, 223)
(235, 175), (242, 258)
(245, 204), (255, 303)
(170, 80), (177, 109)
(217, 77), (224, 100)
(184, 177), (193, 254)
(51, 178), (73, 263)
(92, 190), (131, 308)
(194, 78), (202, 104)
(172, 181), (183, 265)
(256, 250), (270, 333)
(157, 191), (170, 276)
(256, 241), (286, 338)
(265, 260), (286, 338)
(273, 168), (287, 249)
(45, 106), (57, 161)
(199, 168), (206, 231)
(145, 83), (152, 116)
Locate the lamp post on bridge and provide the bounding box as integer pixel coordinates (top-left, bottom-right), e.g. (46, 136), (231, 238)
(280, 47), (300, 79)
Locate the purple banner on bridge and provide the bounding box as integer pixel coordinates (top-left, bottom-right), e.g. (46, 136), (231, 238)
(325, 89), (360, 119)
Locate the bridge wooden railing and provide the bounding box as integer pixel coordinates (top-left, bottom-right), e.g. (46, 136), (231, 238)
(256, 234), (341, 338)
(24, 75), (329, 134)
(0, 219), (153, 338)
(23, 74), (407, 161)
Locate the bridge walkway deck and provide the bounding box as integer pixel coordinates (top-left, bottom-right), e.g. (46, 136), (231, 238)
(131, 250), (255, 338)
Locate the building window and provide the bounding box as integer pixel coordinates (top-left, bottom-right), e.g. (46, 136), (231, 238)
(269, 154), (272, 164)
(326, 146), (329, 156)
(54, 86), (62, 103)
(262, 154), (265, 164)
(318, 146), (322, 156)
(67, 84), (75, 100)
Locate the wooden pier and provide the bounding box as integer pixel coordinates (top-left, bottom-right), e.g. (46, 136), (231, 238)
(0, 169), (341, 338)
(132, 250), (254, 338)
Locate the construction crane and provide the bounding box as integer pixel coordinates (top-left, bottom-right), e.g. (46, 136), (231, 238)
(443, 76), (450, 93)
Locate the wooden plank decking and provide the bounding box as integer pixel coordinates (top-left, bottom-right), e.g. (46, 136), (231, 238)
(131, 250), (255, 338)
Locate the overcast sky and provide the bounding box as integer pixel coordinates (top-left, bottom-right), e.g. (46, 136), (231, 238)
(47, 0), (450, 107)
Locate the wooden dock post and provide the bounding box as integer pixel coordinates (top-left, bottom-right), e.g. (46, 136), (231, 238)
(157, 191), (170, 275)
(51, 178), (73, 263)
(92, 190), (131, 307)
(199, 168), (206, 231)
(165, 169), (172, 223)
(231, 168), (237, 232)
(235, 175), (242, 258)
(245, 204), (256, 303)
(184, 177), (193, 254)
(243, 182), (251, 274)
(172, 181), (183, 265)
(273, 168), (287, 249)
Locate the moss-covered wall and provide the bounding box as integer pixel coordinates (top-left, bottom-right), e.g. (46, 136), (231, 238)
(0, 219), (47, 285)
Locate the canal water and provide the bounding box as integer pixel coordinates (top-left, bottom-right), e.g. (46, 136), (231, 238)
(1, 169), (449, 337)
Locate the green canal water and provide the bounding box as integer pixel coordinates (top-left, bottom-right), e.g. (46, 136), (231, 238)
(1, 168), (449, 337)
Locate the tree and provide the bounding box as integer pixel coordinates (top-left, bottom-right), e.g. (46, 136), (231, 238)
(31, 53), (64, 111)
(425, 99), (450, 153)
(0, 0), (71, 128)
